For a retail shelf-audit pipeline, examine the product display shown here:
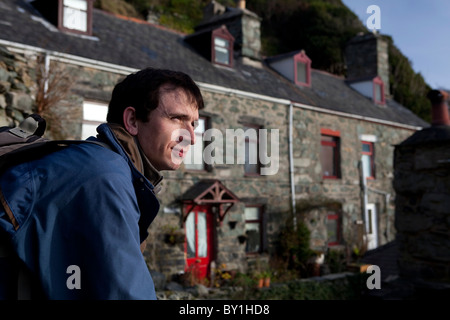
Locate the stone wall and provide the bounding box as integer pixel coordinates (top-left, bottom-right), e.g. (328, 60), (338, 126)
(291, 107), (415, 252)
(0, 45), (122, 138)
(394, 124), (450, 293)
(0, 46), (36, 127)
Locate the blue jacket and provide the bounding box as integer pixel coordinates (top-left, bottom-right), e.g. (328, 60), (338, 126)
(0, 124), (160, 299)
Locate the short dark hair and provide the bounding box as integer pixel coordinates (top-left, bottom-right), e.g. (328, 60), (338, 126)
(107, 67), (204, 125)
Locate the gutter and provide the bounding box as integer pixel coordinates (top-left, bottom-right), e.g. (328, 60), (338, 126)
(0, 39), (135, 75)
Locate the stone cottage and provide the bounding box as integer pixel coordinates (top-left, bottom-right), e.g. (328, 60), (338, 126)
(0, 0), (427, 282)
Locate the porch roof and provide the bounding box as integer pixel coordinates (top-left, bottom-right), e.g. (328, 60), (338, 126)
(180, 180), (239, 224)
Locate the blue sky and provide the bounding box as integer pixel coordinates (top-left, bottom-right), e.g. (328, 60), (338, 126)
(342, 0), (450, 90)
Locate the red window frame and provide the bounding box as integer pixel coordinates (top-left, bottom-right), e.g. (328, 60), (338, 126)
(320, 128), (341, 180)
(362, 141), (375, 179)
(294, 50), (311, 87)
(373, 76), (385, 105)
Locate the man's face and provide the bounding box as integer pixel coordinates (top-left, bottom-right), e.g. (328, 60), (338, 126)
(136, 86), (199, 171)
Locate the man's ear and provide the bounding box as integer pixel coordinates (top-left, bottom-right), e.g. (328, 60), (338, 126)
(123, 106), (138, 136)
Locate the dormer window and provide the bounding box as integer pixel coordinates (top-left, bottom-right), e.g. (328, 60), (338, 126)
(212, 26), (234, 67)
(294, 50), (311, 87)
(373, 76), (385, 104)
(214, 37), (230, 65)
(59, 0), (93, 35)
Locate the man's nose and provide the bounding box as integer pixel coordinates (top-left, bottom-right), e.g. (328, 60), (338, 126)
(178, 126), (195, 145)
(188, 125), (196, 145)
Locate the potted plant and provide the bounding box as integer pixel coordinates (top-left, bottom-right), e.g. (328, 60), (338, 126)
(253, 272), (265, 289)
(262, 271), (271, 288)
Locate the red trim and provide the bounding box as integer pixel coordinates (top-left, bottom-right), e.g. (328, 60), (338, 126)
(294, 51), (312, 87)
(321, 130), (341, 179)
(184, 205), (214, 280)
(362, 141), (375, 179)
(320, 128), (340, 137)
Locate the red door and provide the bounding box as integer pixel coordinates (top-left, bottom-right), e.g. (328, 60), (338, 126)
(185, 205), (214, 280)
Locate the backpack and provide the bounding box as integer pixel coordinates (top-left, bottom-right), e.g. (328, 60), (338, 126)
(0, 114), (108, 299)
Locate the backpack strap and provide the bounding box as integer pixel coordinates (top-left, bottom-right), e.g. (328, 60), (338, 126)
(0, 188), (18, 230)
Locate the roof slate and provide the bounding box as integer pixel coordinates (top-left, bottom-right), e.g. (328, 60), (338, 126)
(0, 0), (428, 128)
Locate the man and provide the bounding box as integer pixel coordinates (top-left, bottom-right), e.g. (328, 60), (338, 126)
(0, 67), (203, 299)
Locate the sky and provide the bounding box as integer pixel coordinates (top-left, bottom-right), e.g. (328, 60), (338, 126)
(342, 0), (450, 90)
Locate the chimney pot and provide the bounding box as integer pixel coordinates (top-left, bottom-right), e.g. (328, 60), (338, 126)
(237, 0), (246, 9)
(427, 89), (450, 126)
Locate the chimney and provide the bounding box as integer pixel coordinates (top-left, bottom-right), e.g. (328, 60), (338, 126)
(196, 1), (262, 61)
(345, 33), (390, 97)
(427, 89), (450, 126)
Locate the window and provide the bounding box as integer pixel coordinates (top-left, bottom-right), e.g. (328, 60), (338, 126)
(59, 0), (92, 35)
(320, 129), (340, 179)
(212, 26), (234, 67)
(294, 50), (311, 87)
(244, 124), (261, 176)
(82, 101), (107, 140)
(184, 117), (207, 171)
(214, 37), (230, 65)
(373, 76), (385, 105)
(327, 212), (341, 246)
(245, 206), (263, 253)
(362, 141), (375, 179)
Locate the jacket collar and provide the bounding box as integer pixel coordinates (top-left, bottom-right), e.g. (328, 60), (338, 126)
(93, 123), (163, 191)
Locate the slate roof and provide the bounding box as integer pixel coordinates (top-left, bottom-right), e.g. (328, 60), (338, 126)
(0, 0), (428, 128)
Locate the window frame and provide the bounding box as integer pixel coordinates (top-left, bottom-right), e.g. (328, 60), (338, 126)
(211, 27), (234, 68)
(81, 100), (108, 140)
(320, 128), (341, 180)
(293, 50), (312, 87)
(373, 76), (385, 105)
(58, 0), (93, 36)
(244, 205), (264, 254)
(184, 116), (210, 172)
(243, 123), (261, 177)
(361, 141), (376, 180)
(326, 212), (341, 247)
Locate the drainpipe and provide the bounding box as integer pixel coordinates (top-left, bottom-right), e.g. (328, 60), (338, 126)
(360, 158), (368, 234)
(44, 52), (50, 97)
(289, 103), (297, 229)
